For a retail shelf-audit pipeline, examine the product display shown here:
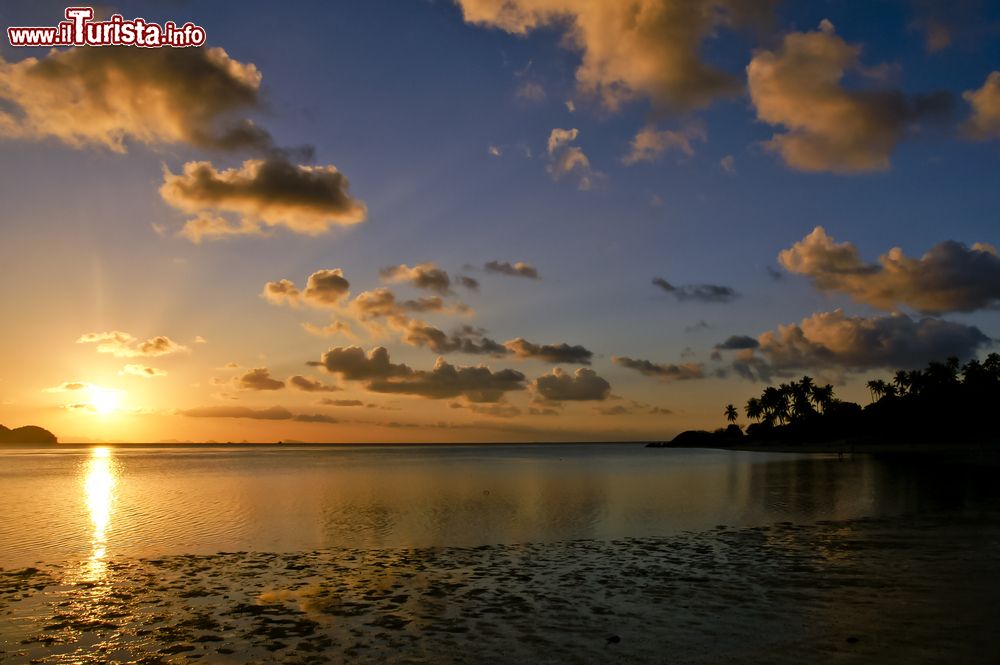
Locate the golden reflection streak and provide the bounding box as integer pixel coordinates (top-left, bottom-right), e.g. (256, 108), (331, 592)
(83, 446), (116, 579)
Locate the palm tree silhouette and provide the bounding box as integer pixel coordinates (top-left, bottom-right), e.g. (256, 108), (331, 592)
(866, 379), (886, 403)
(724, 404), (738, 424)
(812, 384), (835, 412)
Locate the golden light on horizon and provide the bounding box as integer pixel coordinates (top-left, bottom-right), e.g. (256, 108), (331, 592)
(83, 446), (116, 579)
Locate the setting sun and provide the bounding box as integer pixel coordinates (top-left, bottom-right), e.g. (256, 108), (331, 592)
(88, 386), (121, 416)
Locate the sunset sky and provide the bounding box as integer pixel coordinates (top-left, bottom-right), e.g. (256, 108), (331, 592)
(1, 0), (999, 443)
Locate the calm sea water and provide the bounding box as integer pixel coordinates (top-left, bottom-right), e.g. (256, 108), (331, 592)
(0, 444), (994, 568)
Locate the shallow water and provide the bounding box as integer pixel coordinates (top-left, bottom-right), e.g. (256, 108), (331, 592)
(3, 445), (1000, 663)
(1, 443), (995, 569)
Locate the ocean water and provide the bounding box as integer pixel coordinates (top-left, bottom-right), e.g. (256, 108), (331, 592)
(0, 443), (994, 569)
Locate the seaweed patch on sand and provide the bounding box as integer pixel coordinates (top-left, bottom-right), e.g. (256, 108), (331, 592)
(2, 514), (999, 663)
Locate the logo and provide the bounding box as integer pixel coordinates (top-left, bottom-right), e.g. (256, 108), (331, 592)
(7, 7), (206, 48)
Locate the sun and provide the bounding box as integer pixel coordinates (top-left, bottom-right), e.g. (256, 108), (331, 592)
(88, 386), (121, 416)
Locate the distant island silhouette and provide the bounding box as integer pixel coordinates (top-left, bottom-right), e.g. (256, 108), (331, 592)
(0, 424), (58, 444)
(654, 353), (1000, 451)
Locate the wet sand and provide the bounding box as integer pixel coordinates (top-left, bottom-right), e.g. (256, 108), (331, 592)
(2, 513), (999, 664)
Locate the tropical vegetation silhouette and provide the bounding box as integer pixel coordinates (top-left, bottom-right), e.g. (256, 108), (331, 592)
(659, 354), (1000, 448)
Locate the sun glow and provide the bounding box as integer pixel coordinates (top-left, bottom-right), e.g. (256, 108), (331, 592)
(88, 385), (121, 415)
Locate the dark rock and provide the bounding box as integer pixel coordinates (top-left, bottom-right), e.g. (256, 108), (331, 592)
(0, 425), (57, 444)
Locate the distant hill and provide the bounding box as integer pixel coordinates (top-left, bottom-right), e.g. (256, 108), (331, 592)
(0, 424), (58, 444)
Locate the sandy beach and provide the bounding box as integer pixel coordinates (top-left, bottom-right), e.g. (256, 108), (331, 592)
(3, 510), (998, 664)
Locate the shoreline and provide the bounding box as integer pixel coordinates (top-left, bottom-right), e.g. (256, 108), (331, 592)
(3, 511), (998, 663)
(652, 440), (1000, 456)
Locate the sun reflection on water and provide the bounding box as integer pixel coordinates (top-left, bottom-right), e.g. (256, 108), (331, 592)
(83, 446), (117, 579)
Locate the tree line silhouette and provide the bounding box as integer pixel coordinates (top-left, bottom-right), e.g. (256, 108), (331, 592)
(700, 353), (1000, 447)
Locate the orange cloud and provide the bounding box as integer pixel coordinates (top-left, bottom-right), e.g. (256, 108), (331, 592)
(161, 155), (367, 237)
(318, 346), (526, 402)
(532, 367), (611, 401)
(262, 269), (351, 308)
(779, 227), (1000, 314)
(622, 122), (706, 165)
(612, 356), (704, 381)
(379, 263), (453, 295)
(235, 368), (285, 391)
(504, 338), (593, 364)
(456, 0), (768, 111)
(546, 128), (595, 189)
(77, 331), (187, 358)
(963, 71), (1000, 140)
(733, 310), (989, 380)
(0, 46), (266, 152)
(747, 21), (949, 173)
(121, 364), (167, 378)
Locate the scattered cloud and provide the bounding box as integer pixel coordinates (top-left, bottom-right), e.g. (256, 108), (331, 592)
(963, 71), (1000, 140)
(919, 18), (952, 53)
(319, 398), (365, 407)
(720, 155), (736, 173)
(488, 145), (503, 157)
(622, 122), (706, 165)
(178, 213), (265, 244)
(652, 278), (739, 303)
(612, 356), (704, 381)
(484, 260), (539, 279)
(318, 346), (411, 381)
(735, 309), (990, 379)
(288, 375), (340, 392)
(44, 382), (89, 393)
(504, 338), (593, 365)
(319, 346), (525, 402)
(349, 288), (463, 321)
(714, 335), (760, 350)
(451, 401), (524, 418)
(368, 358), (527, 403)
(0, 46), (268, 152)
(181, 405), (293, 420)
(399, 322), (509, 356)
(121, 364), (167, 378)
(179, 405), (341, 424)
(455, 0), (771, 111)
(379, 263), (452, 295)
(262, 269), (351, 308)
(292, 413), (339, 424)
(516, 80), (547, 102)
(77, 331), (187, 358)
(457, 275), (480, 291)
(235, 367), (285, 391)
(302, 321), (354, 339)
(747, 20), (953, 173)
(161, 155), (367, 237)
(779, 226), (1000, 314)
(546, 128), (596, 190)
(532, 367), (611, 402)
